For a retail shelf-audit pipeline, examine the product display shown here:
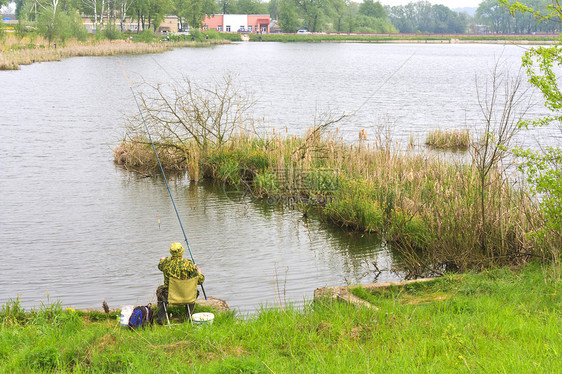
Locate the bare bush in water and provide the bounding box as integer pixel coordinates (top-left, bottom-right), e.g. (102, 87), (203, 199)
(128, 74), (256, 150)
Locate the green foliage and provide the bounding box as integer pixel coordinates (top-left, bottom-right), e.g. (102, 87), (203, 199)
(278, 0), (300, 32)
(0, 296), (26, 326)
(359, 0), (385, 19)
(136, 29), (157, 43)
(481, 0), (558, 34)
(204, 29), (220, 39)
(236, 0), (268, 14)
(189, 28), (204, 42)
(254, 171), (279, 195)
(501, 1), (562, 257)
(387, 1), (468, 34)
(218, 31), (242, 41)
(292, 0), (331, 32)
(102, 24), (123, 41)
(36, 7), (88, 43)
(13, 20), (28, 40)
(176, 0), (217, 30)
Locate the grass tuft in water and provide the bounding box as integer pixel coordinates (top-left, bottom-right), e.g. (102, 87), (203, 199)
(425, 128), (471, 150)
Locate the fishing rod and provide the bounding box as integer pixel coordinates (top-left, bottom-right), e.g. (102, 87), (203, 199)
(118, 58), (207, 300)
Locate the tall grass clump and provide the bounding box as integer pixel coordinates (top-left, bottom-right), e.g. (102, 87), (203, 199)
(425, 128), (471, 150)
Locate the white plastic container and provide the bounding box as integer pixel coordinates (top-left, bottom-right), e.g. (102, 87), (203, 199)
(119, 305), (134, 326)
(192, 312), (214, 326)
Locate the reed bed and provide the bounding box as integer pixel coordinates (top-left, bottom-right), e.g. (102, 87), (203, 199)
(425, 128), (471, 150)
(0, 39), (229, 70)
(114, 129), (553, 272)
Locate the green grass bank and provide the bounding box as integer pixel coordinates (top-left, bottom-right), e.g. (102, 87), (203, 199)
(220, 32), (560, 44)
(1, 263), (560, 372)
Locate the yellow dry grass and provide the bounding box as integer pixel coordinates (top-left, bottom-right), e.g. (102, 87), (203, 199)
(0, 37), (229, 70)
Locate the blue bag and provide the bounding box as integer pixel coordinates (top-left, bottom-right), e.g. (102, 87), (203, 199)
(128, 305), (153, 329)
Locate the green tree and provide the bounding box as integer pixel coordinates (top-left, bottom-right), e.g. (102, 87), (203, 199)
(268, 0), (279, 19)
(216, 0), (233, 13)
(330, 0), (345, 32)
(386, 4), (414, 33)
(386, 1), (465, 33)
(477, 0), (557, 34)
(476, 0), (512, 32)
(500, 0), (562, 259)
(36, 5), (87, 42)
(278, 0), (298, 31)
(358, 0), (384, 19)
(149, 0), (173, 31)
(177, 0), (215, 29)
(236, 0), (267, 14)
(131, 0), (149, 32)
(293, 0), (329, 32)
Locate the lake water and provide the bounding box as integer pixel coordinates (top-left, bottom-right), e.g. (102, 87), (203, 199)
(0, 42), (557, 314)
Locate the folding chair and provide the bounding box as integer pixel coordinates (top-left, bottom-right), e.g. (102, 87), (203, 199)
(163, 277), (198, 326)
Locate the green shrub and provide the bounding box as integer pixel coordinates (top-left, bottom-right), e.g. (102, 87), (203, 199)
(103, 25), (123, 41)
(135, 29), (155, 43)
(204, 29), (220, 39)
(218, 32), (242, 41)
(189, 29), (204, 42)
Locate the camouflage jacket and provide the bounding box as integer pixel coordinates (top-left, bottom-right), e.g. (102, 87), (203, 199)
(158, 256), (205, 289)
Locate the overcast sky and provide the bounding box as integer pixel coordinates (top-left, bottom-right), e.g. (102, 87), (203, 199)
(380, 0), (481, 7)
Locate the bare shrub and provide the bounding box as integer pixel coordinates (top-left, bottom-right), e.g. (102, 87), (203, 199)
(126, 74), (256, 153)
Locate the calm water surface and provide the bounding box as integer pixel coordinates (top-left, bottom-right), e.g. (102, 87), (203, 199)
(0, 42), (557, 313)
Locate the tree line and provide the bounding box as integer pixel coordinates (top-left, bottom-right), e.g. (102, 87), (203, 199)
(6, 0), (562, 39)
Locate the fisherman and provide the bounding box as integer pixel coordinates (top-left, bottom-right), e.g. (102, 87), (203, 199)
(155, 242), (204, 324)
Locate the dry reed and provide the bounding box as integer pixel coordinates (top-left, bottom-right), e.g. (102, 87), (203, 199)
(425, 128), (471, 150)
(0, 38), (229, 70)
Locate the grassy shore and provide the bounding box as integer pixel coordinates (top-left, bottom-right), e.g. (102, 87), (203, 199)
(242, 32), (559, 44)
(114, 129), (555, 273)
(0, 36), (229, 70)
(1, 263), (559, 372)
